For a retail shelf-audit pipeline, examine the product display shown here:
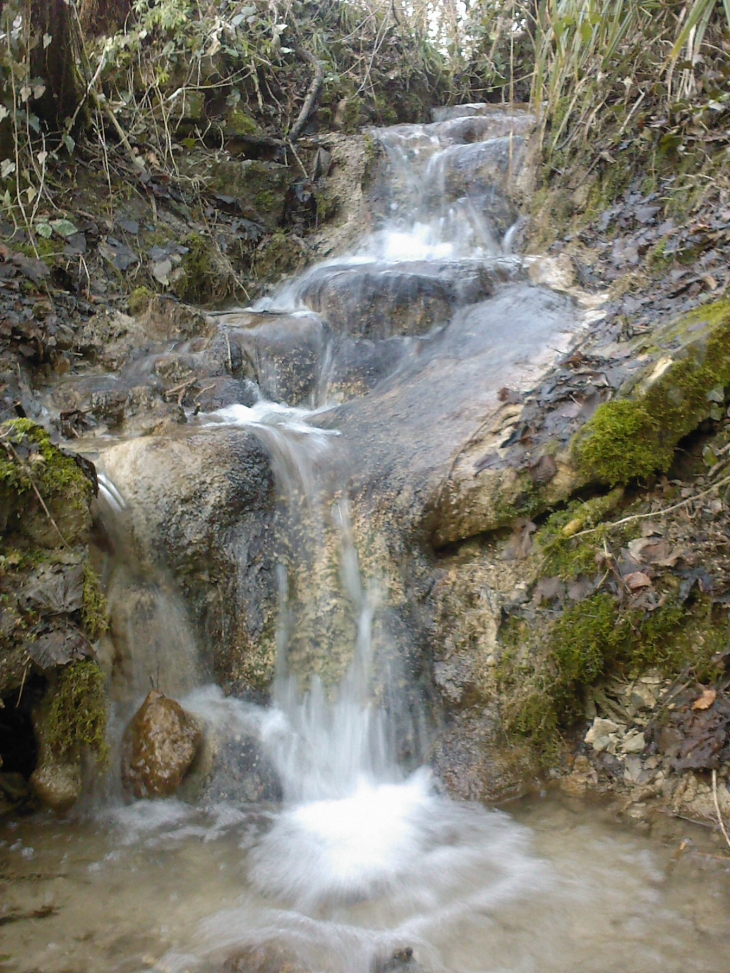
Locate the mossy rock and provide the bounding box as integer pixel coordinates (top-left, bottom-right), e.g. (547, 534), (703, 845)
(574, 300), (730, 485)
(172, 234), (234, 306)
(0, 419), (93, 547)
(254, 232), (307, 282)
(226, 109), (261, 138)
(206, 159), (289, 229)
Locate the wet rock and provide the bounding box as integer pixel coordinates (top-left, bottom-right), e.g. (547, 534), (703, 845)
(323, 334), (410, 401)
(191, 376), (259, 411)
(300, 265), (453, 338)
(560, 755), (598, 796)
(428, 138), (525, 208)
(188, 732), (283, 805)
(100, 428), (278, 691)
(140, 296), (212, 342)
(431, 710), (535, 803)
(299, 259), (507, 340)
(30, 759), (81, 811)
(429, 113), (534, 145)
(431, 102), (532, 123)
(74, 309), (146, 370)
(122, 690), (202, 798)
(219, 942), (306, 973)
(220, 310), (327, 405)
(0, 771), (30, 813)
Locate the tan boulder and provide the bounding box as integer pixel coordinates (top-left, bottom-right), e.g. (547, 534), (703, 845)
(122, 690), (201, 798)
(30, 760), (81, 811)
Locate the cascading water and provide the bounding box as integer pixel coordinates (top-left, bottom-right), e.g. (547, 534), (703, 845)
(5, 107), (730, 973)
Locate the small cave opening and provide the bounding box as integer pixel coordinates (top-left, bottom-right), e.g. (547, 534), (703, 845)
(0, 677), (45, 779)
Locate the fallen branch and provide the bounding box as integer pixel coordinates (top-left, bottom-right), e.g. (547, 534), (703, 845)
(288, 48), (325, 142)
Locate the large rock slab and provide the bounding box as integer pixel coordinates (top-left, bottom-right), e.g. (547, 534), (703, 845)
(297, 258), (521, 339)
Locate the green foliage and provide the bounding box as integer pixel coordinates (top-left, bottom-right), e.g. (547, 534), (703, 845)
(45, 661), (109, 762)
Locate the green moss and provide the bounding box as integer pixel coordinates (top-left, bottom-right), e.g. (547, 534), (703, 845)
(536, 487), (625, 579)
(129, 286), (153, 315)
(0, 419), (92, 505)
(647, 238), (674, 273)
(315, 189), (338, 222)
(174, 234), (223, 304)
(255, 231), (304, 281)
(550, 594), (624, 718)
(575, 300), (730, 485)
(628, 596), (728, 681)
(226, 109), (259, 137)
(575, 401), (662, 486)
(82, 565), (108, 641)
(45, 661), (108, 763)
(490, 473), (547, 527)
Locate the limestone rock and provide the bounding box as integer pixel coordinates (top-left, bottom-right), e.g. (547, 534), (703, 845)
(30, 759), (81, 811)
(122, 690), (202, 798)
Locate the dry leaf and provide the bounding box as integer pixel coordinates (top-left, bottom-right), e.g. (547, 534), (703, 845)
(692, 688), (717, 711)
(625, 571), (653, 589)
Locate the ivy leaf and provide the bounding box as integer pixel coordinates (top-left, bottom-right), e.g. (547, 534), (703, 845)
(32, 83), (46, 100)
(43, 32), (52, 48)
(19, 85), (31, 102)
(0, 106), (8, 122)
(0, 159), (16, 179)
(62, 133), (75, 156)
(36, 222), (53, 239)
(50, 218), (79, 238)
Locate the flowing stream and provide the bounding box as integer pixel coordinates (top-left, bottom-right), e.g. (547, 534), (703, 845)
(3, 107), (730, 973)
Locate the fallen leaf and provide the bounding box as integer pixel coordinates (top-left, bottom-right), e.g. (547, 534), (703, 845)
(692, 688), (717, 711)
(50, 218), (79, 239)
(625, 571), (653, 590)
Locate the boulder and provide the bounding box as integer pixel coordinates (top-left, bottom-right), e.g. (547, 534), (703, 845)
(30, 759), (81, 811)
(122, 689), (202, 798)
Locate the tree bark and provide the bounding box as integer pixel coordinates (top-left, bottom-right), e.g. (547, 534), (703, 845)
(28, 0), (82, 129)
(79, 0), (131, 37)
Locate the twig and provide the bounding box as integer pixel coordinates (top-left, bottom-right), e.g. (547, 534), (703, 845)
(288, 140), (310, 180)
(90, 89), (145, 172)
(572, 471), (730, 539)
(712, 770), (730, 852)
(289, 48), (325, 142)
(15, 656), (30, 707)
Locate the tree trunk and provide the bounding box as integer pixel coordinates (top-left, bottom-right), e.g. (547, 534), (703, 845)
(79, 0), (131, 37)
(28, 0), (82, 130)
